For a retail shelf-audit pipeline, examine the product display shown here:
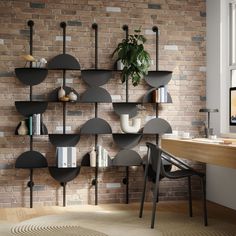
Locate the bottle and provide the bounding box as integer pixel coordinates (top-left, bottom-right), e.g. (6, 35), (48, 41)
(89, 147), (96, 167)
(58, 86), (65, 100)
(18, 120), (28, 135)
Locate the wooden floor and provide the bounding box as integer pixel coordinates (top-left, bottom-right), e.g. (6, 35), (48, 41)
(0, 200), (235, 225)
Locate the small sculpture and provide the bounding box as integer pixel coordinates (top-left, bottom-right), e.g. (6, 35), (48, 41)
(68, 91), (77, 101)
(120, 114), (141, 133)
(58, 86), (66, 100)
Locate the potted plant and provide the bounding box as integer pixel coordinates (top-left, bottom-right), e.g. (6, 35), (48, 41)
(112, 28), (151, 86)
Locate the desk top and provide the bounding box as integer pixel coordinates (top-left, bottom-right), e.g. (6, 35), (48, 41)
(161, 138), (236, 169)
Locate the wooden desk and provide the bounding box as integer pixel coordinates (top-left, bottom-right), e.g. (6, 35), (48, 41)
(161, 138), (236, 169)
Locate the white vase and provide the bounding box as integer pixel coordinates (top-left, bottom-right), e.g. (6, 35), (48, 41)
(58, 86), (65, 100)
(68, 91), (77, 101)
(89, 147), (96, 167)
(120, 114), (141, 133)
(117, 60), (124, 70)
(18, 120), (28, 135)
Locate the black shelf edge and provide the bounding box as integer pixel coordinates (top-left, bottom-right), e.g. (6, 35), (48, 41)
(144, 70), (172, 88)
(80, 118), (112, 134)
(15, 101), (48, 117)
(112, 133), (142, 149)
(47, 86), (79, 102)
(143, 117), (172, 134)
(47, 54), (80, 70)
(113, 103), (139, 118)
(142, 88), (172, 103)
(81, 69), (112, 86)
(48, 166), (80, 183)
(15, 68), (48, 86)
(80, 87), (112, 103)
(15, 151), (48, 169)
(49, 134), (80, 147)
(112, 150), (142, 166)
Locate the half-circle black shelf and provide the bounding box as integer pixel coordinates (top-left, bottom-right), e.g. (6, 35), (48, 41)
(15, 68), (48, 86)
(112, 150), (142, 166)
(143, 118), (172, 134)
(49, 134), (80, 147)
(15, 101), (48, 117)
(47, 54), (80, 70)
(81, 69), (112, 86)
(48, 166), (80, 183)
(15, 151), (48, 169)
(112, 133), (142, 149)
(81, 153), (112, 167)
(80, 118), (112, 134)
(142, 88), (172, 103)
(80, 87), (112, 103)
(144, 71), (172, 88)
(113, 102), (139, 118)
(15, 119), (48, 135)
(47, 86), (79, 102)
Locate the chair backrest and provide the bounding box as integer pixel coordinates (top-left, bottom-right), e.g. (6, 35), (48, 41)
(146, 142), (172, 182)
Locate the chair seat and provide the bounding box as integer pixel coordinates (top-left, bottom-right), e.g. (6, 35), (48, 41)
(165, 169), (204, 179)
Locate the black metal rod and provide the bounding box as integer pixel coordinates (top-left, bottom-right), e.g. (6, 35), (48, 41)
(95, 102), (98, 205)
(95, 134), (98, 205)
(156, 103), (159, 145)
(29, 168), (33, 208)
(63, 102), (66, 134)
(152, 26), (159, 71)
(30, 135), (33, 151)
(125, 166), (129, 204)
(92, 23), (98, 69)
(28, 20), (34, 101)
(60, 22), (66, 54)
(123, 25), (129, 102)
(63, 183), (66, 207)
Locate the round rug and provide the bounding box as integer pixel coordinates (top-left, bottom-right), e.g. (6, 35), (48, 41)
(11, 224), (108, 236)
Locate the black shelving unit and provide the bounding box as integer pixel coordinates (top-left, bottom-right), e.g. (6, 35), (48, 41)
(14, 20), (49, 208)
(13, 21), (173, 208)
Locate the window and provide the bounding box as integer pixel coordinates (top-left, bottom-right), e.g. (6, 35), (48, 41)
(230, 1), (236, 86)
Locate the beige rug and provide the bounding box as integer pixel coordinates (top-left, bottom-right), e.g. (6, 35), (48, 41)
(0, 208), (235, 236)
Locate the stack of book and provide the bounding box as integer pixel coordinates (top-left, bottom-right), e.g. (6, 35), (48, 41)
(57, 147), (77, 168)
(152, 86), (168, 103)
(28, 114), (41, 135)
(97, 145), (109, 167)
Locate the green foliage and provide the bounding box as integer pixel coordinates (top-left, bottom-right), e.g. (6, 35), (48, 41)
(112, 28), (151, 86)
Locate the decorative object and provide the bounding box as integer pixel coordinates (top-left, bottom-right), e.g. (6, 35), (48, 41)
(116, 59), (124, 70)
(89, 147), (96, 167)
(22, 54), (35, 67)
(68, 91), (77, 101)
(112, 28), (151, 86)
(120, 114), (141, 133)
(58, 86), (66, 100)
(17, 120), (29, 135)
(199, 108), (219, 138)
(57, 147), (77, 168)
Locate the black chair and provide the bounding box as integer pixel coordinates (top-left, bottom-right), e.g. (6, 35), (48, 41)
(139, 142), (208, 228)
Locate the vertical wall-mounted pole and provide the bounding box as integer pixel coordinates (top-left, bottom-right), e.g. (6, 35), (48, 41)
(122, 25), (129, 103)
(61, 182), (66, 207)
(92, 23), (99, 205)
(122, 25), (129, 204)
(28, 20), (34, 101)
(60, 22), (67, 134)
(27, 168), (34, 208)
(153, 26), (159, 145)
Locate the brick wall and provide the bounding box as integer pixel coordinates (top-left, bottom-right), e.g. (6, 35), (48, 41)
(0, 0), (206, 207)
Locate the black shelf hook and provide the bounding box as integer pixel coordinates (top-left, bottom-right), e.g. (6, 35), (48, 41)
(92, 23), (98, 69)
(60, 21), (67, 54)
(122, 24), (129, 40)
(152, 26), (159, 71)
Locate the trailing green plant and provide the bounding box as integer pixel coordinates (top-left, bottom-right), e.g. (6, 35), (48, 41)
(112, 28), (151, 86)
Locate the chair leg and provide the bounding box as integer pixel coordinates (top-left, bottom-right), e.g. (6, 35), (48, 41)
(139, 163), (149, 218)
(151, 163), (161, 229)
(188, 176), (193, 217)
(201, 176), (208, 226)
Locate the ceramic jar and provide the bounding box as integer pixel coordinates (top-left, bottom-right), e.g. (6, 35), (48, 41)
(68, 91), (77, 101)
(58, 86), (65, 100)
(18, 120), (28, 135)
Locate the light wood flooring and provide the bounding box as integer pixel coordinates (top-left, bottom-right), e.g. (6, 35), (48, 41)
(0, 200), (235, 225)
